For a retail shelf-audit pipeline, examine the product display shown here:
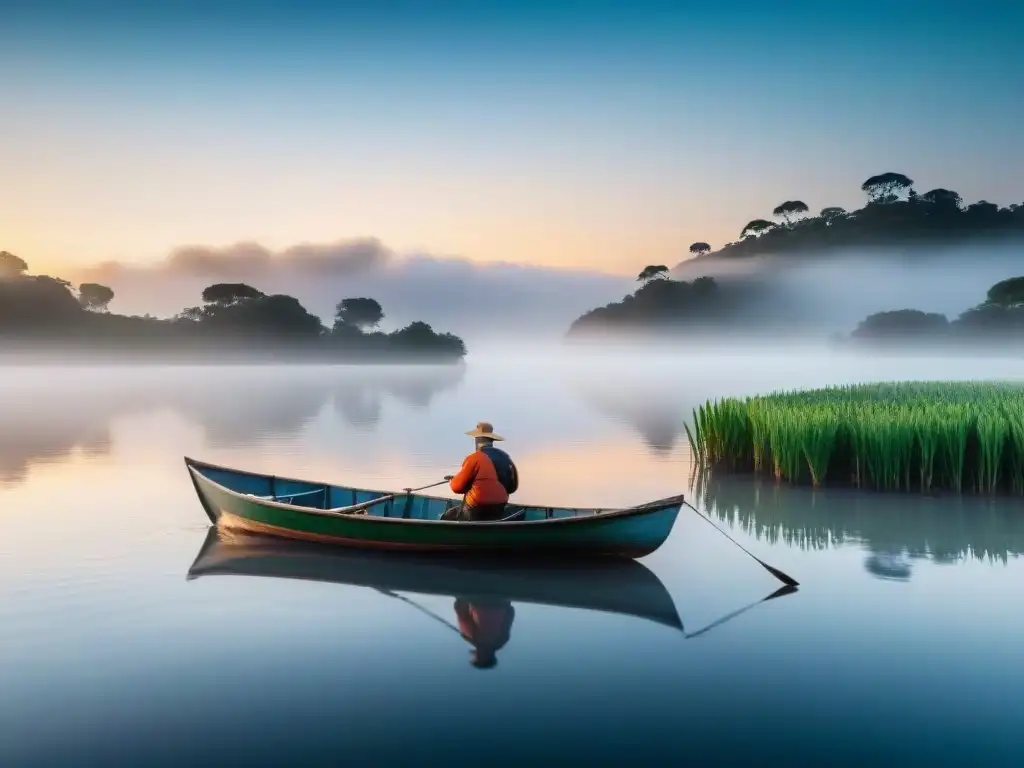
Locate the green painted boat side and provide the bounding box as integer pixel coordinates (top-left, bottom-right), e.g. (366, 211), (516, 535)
(184, 456), (683, 558)
(186, 527), (684, 631)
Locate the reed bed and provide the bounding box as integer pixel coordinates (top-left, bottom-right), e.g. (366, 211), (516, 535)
(684, 381), (1024, 495)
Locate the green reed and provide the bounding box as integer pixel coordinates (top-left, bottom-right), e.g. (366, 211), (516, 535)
(685, 381), (1024, 495)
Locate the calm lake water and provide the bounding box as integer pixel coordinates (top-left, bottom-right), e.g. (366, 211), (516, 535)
(2, 349), (1023, 765)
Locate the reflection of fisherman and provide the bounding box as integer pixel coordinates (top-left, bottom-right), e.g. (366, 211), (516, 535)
(454, 598), (515, 669)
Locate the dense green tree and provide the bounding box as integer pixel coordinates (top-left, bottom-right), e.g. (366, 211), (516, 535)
(568, 275), (738, 336)
(244, 294), (325, 337)
(985, 276), (1024, 308)
(0, 251), (28, 279)
(819, 207), (846, 224)
(851, 309), (949, 341)
(920, 188), (962, 210)
(740, 219), (775, 238)
(692, 276), (716, 295)
(201, 282), (265, 305)
(861, 172), (914, 203)
(772, 200), (810, 226)
(954, 302), (1021, 334)
(637, 265), (669, 283)
(965, 200), (1002, 228)
(389, 321), (466, 358)
(688, 242), (711, 257)
(334, 297), (384, 331)
(176, 306), (205, 322)
(78, 283), (115, 312)
(0, 275), (83, 327)
(197, 292), (323, 338)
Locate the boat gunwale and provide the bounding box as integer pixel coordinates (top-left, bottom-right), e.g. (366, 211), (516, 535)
(184, 455), (685, 527)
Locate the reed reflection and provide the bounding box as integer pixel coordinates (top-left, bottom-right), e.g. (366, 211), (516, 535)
(692, 469), (1024, 579)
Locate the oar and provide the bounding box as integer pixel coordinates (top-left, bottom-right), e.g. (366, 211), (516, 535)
(402, 476), (453, 494)
(330, 495), (398, 515)
(682, 500), (800, 587)
(333, 481), (450, 515)
(684, 584), (798, 639)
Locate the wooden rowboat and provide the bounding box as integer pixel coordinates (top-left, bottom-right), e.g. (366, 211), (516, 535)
(187, 527), (685, 631)
(184, 456), (683, 559)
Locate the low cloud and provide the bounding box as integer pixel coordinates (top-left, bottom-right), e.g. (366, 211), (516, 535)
(74, 238), (630, 343)
(157, 238), (392, 278)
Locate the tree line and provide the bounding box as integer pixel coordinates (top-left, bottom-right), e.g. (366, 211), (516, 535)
(680, 171), (1024, 261)
(0, 251), (466, 361)
(568, 271), (734, 335)
(846, 276), (1024, 347)
(569, 267), (1024, 346)
(568, 259), (1024, 346)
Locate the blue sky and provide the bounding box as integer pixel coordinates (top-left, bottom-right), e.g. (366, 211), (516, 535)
(2, 0), (1022, 276)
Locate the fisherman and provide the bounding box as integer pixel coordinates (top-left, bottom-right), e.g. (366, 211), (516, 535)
(441, 421), (519, 521)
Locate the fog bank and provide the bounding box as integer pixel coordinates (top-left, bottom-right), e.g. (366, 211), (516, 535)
(71, 239), (630, 345)
(673, 241), (1024, 333)
(58, 237), (1024, 347)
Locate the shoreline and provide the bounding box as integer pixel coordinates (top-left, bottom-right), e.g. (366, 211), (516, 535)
(561, 333), (1024, 360)
(0, 346), (466, 367)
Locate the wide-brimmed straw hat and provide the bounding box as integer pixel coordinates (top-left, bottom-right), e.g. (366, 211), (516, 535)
(465, 421), (504, 441)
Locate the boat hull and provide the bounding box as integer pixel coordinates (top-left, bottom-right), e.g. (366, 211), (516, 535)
(185, 457), (682, 559)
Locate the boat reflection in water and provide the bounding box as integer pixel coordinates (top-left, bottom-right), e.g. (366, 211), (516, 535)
(187, 527), (796, 668)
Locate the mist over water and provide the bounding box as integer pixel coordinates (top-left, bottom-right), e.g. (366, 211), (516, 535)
(1, 350), (1022, 764)
(674, 242), (1024, 334)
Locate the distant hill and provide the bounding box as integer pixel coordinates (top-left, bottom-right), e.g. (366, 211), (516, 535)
(566, 170), (1024, 349)
(671, 171), (1024, 271)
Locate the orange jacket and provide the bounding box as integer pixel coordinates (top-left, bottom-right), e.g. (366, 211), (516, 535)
(449, 446), (518, 507)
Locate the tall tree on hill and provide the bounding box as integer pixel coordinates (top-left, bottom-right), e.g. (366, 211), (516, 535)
(201, 283), (265, 306)
(0, 251), (28, 279)
(772, 200), (810, 226)
(688, 242), (711, 257)
(740, 219), (775, 238)
(985, 277), (1024, 309)
(819, 207), (847, 225)
(920, 188), (963, 211)
(637, 265), (670, 283)
(861, 172), (914, 203)
(334, 297), (385, 331)
(78, 283), (115, 312)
